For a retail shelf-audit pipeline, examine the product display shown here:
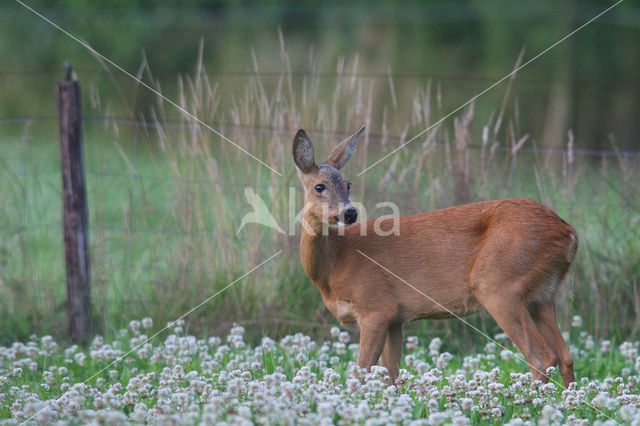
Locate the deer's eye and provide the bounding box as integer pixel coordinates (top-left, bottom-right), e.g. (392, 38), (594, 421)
(314, 184), (326, 193)
(347, 182), (351, 191)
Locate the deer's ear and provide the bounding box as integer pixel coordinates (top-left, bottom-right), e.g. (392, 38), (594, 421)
(325, 126), (365, 170)
(293, 129), (317, 173)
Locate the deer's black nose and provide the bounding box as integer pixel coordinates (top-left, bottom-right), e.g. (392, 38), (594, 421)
(344, 208), (358, 224)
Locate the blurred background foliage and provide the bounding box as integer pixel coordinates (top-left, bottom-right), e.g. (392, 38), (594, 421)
(1, 0), (639, 346)
(2, 0), (639, 151)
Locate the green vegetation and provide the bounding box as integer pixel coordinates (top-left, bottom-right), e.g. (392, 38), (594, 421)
(2, 320), (639, 423)
(2, 1), (639, 151)
(1, 2), (640, 423)
(0, 61), (638, 347)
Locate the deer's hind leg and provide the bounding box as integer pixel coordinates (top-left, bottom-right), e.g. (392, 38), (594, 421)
(529, 302), (575, 387)
(473, 281), (557, 383)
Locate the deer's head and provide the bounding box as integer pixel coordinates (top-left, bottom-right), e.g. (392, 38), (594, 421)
(293, 127), (365, 226)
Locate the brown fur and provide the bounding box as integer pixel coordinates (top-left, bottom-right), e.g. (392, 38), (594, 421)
(294, 129), (578, 386)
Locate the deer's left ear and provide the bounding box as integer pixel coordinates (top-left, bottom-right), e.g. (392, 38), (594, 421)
(325, 126), (365, 170)
(293, 129), (317, 173)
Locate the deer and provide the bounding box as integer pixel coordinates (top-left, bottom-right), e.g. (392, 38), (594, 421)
(293, 126), (578, 387)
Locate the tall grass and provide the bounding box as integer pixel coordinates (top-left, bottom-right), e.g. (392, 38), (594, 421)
(0, 48), (638, 347)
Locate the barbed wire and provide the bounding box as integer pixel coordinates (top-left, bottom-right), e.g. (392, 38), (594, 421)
(1, 68), (640, 87)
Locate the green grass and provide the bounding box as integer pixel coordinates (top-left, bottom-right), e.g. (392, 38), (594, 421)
(1, 61), (639, 424)
(0, 62), (639, 352)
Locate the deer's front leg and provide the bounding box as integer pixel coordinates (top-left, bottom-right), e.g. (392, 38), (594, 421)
(356, 315), (390, 376)
(381, 322), (403, 384)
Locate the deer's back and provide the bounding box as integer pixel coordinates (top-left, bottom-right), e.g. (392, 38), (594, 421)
(328, 198), (577, 321)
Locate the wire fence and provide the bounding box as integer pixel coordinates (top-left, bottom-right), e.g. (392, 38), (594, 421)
(2, 115), (639, 159)
(1, 97), (639, 340)
(2, 68), (640, 87)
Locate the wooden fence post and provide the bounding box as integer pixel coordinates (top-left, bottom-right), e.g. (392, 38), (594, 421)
(57, 62), (91, 343)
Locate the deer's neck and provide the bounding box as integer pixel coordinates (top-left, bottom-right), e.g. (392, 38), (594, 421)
(299, 213), (338, 296)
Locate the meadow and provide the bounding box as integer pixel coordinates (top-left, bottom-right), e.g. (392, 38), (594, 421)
(1, 56), (638, 344)
(0, 54), (639, 423)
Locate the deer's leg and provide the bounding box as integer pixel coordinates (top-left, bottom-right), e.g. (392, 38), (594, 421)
(478, 295), (556, 383)
(529, 302), (575, 387)
(380, 322), (403, 384)
(356, 315), (390, 377)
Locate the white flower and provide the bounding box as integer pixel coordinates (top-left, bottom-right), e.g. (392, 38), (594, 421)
(451, 414), (470, 425)
(317, 402), (332, 417)
(129, 320), (141, 334)
(338, 331), (350, 344)
(428, 411), (447, 425)
(500, 350), (513, 361)
(74, 352), (86, 366)
(142, 317), (153, 329)
(429, 338), (442, 357)
(347, 378), (361, 393)
(460, 398), (473, 410)
(619, 405), (636, 421)
(406, 336), (419, 351)
(571, 315), (583, 328)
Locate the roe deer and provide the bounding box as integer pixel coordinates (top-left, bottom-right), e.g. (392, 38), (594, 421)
(293, 127), (578, 386)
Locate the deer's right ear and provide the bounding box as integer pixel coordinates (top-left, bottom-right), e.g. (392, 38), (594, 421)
(293, 129), (317, 173)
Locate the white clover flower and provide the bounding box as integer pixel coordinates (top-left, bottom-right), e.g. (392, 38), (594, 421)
(429, 338), (443, 357)
(230, 324), (245, 336)
(484, 342), (497, 353)
(427, 399), (439, 410)
(71, 351), (86, 366)
(428, 411), (447, 425)
(451, 413), (470, 425)
(42, 370), (56, 387)
(330, 327), (340, 338)
(619, 405), (636, 421)
(128, 320), (141, 334)
(390, 407), (405, 422)
(500, 350), (513, 361)
(338, 331), (350, 344)
(619, 341), (638, 360)
(347, 378), (361, 393)
(541, 382), (556, 395)
(4, 320), (638, 424)
(207, 336), (221, 348)
(591, 392), (610, 409)
(140, 317), (153, 329)
(460, 398), (473, 410)
(571, 315), (583, 328)
(317, 402), (332, 417)
(237, 405), (252, 419)
(436, 352), (453, 370)
(406, 336), (419, 351)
